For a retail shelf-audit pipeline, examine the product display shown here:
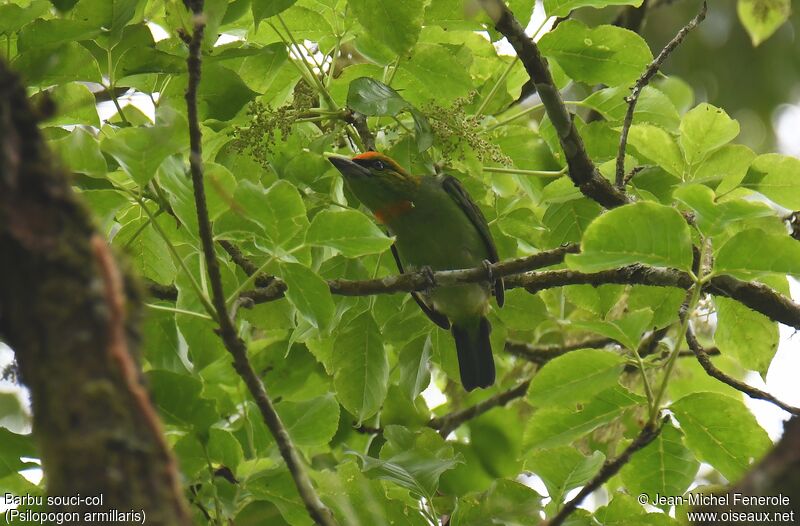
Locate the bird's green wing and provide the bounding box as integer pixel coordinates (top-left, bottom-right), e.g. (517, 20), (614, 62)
(440, 175), (505, 307)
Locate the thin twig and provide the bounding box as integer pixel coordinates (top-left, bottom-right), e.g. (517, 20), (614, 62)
(479, 0), (629, 209)
(429, 379), (532, 437)
(615, 1), (707, 188)
(543, 418), (665, 526)
(686, 327), (800, 416)
(182, 4), (336, 525)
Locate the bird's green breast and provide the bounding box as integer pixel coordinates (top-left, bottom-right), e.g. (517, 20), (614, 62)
(384, 176), (491, 320)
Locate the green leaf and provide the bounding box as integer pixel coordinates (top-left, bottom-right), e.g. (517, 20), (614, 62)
(670, 392), (771, 481)
(524, 386), (644, 449)
(714, 229), (800, 279)
(572, 308), (653, 351)
(627, 124), (685, 178)
(595, 493), (678, 526)
(207, 428), (244, 470)
(350, 0), (425, 55)
(695, 144), (756, 192)
(582, 86), (680, 131)
(70, 0), (141, 39)
(280, 262), (335, 331)
(100, 106), (187, 185)
(746, 153), (800, 210)
(12, 41), (103, 86)
(714, 296), (778, 377)
(227, 179), (308, 250)
(542, 198), (602, 248)
(397, 336), (432, 400)
(673, 184), (774, 237)
(306, 209), (394, 257)
(146, 370), (218, 429)
(538, 20), (652, 87)
(347, 76), (410, 116)
(528, 349), (626, 408)
(50, 128), (107, 177)
(113, 218), (177, 285)
(679, 103), (740, 167)
(544, 0), (643, 17)
(0, 1), (50, 35)
(451, 479), (543, 526)
(0, 429), (37, 478)
(619, 423), (699, 502)
(738, 0), (790, 46)
(396, 43), (474, 104)
(17, 19), (101, 51)
(565, 201), (693, 272)
(199, 65), (258, 121)
(333, 312), (388, 422)
(525, 447), (605, 506)
(498, 288), (549, 330)
(252, 0), (298, 24)
(276, 394), (340, 447)
(36, 82), (99, 127)
(352, 448), (457, 498)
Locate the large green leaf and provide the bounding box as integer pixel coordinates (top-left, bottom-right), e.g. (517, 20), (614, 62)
(280, 262), (335, 331)
(714, 229), (800, 279)
(694, 144), (755, 192)
(306, 209), (394, 257)
(333, 312), (389, 422)
(525, 447), (605, 506)
(226, 179), (308, 250)
(347, 77), (410, 116)
(100, 106), (188, 186)
(538, 20), (652, 87)
(252, 0), (298, 24)
(13, 41), (103, 85)
(572, 308), (653, 351)
(50, 128), (107, 177)
(451, 479), (543, 526)
(0, 429), (37, 478)
(627, 124), (685, 178)
(528, 349), (626, 408)
(350, 0), (425, 55)
(146, 370), (219, 429)
(679, 103), (739, 167)
(595, 493), (678, 525)
(37, 82), (99, 127)
(565, 202), (693, 272)
(542, 198), (602, 248)
(745, 153), (800, 210)
(113, 217), (178, 285)
(673, 184), (774, 237)
(738, 0), (790, 46)
(582, 86), (680, 131)
(0, 1), (50, 35)
(714, 296), (778, 377)
(524, 386), (644, 449)
(544, 0), (643, 17)
(276, 394), (340, 447)
(670, 392), (771, 481)
(619, 423), (699, 502)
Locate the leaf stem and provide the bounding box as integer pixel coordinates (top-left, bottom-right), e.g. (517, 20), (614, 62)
(483, 166), (566, 177)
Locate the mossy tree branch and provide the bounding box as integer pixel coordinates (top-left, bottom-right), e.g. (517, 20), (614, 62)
(0, 60), (191, 524)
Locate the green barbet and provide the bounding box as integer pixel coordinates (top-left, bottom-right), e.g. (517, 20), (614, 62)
(329, 152), (504, 391)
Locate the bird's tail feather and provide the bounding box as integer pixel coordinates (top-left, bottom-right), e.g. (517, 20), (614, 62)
(451, 317), (495, 391)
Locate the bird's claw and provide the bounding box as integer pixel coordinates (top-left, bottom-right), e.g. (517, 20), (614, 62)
(420, 265), (436, 292)
(482, 259), (495, 283)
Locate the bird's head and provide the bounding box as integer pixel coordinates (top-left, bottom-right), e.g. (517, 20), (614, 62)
(328, 152), (420, 223)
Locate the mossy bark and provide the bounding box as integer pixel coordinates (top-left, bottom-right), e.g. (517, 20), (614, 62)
(0, 62), (191, 524)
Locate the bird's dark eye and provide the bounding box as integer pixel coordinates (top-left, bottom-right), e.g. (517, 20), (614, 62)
(374, 160), (385, 170)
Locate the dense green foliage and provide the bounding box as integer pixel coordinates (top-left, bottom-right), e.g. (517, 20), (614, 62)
(0, 0), (797, 524)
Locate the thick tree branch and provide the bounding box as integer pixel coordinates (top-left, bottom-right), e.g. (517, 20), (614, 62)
(505, 337), (616, 363)
(182, 5), (335, 525)
(0, 60), (191, 524)
(544, 419), (665, 526)
(686, 327), (800, 416)
(615, 1), (707, 187)
(429, 379), (532, 437)
(479, 0), (629, 209)
(148, 256), (800, 331)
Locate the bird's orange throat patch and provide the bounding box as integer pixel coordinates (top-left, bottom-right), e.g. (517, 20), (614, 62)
(374, 200), (414, 224)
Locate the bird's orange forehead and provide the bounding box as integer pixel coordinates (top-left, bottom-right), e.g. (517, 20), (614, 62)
(353, 151), (386, 161)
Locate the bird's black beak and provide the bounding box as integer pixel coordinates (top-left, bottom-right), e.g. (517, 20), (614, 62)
(328, 156), (371, 179)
